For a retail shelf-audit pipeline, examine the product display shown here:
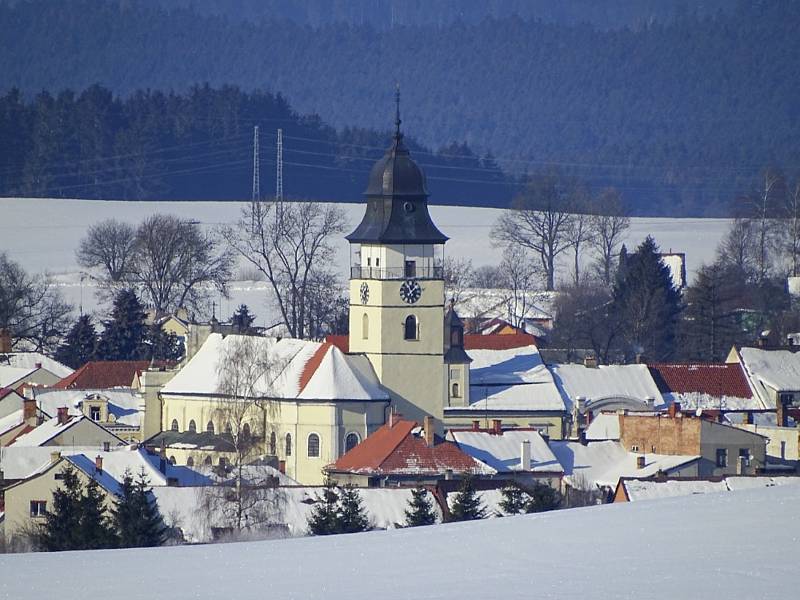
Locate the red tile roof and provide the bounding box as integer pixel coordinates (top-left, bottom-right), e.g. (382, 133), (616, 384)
(648, 363), (752, 398)
(54, 361), (157, 389)
(298, 343), (331, 394)
(330, 418), (481, 476)
(464, 332), (538, 350)
(325, 335), (349, 353)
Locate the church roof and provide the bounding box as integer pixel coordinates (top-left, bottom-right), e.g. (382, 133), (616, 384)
(346, 92), (447, 245)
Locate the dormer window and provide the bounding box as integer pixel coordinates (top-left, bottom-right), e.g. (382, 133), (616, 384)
(90, 406), (101, 421)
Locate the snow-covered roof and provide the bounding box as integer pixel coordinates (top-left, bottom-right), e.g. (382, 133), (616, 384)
(585, 413), (621, 441)
(621, 475), (800, 502)
(449, 429), (563, 474)
(662, 391), (763, 411)
(0, 409), (23, 436)
(32, 388), (143, 427)
(550, 440), (699, 489)
(549, 363), (664, 411)
(451, 345), (566, 413)
(9, 415), (120, 447)
(0, 365), (36, 388)
(456, 288), (556, 322)
(0, 446), (101, 480)
(738, 347), (800, 402)
(162, 334), (387, 402)
(0, 352), (73, 379)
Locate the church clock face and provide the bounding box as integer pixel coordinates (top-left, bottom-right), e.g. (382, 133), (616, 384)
(400, 279), (422, 304)
(359, 282), (370, 305)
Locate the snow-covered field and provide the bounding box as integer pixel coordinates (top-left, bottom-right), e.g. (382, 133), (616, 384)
(0, 197), (730, 321)
(0, 483), (796, 599)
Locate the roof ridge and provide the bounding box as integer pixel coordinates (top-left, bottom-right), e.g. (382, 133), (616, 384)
(297, 342), (331, 395)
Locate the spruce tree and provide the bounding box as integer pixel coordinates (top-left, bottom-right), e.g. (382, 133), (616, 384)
(113, 468), (167, 548)
(499, 483), (529, 515)
(145, 324), (183, 361)
(37, 465), (83, 551)
(336, 485), (370, 533)
(404, 486), (437, 527)
(79, 477), (117, 549)
(54, 314), (97, 369)
(448, 477), (487, 522)
(97, 289), (147, 360)
(231, 304), (256, 334)
(307, 478), (339, 535)
(525, 481), (562, 513)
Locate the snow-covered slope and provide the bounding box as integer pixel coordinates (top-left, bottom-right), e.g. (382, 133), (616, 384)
(1, 483), (796, 599)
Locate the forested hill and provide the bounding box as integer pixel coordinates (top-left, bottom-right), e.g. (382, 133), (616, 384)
(1, 1), (799, 215)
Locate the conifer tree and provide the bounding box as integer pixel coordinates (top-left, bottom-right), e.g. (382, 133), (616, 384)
(79, 477), (117, 549)
(525, 481), (562, 513)
(448, 477), (487, 522)
(54, 314), (97, 369)
(37, 465), (83, 551)
(231, 304), (256, 334)
(404, 486), (437, 527)
(113, 468), (167, 548)
(145, 324), (183, 362)
(307, 478), (339, 535)
(97, 289), (147, 360)
(499, 483), (529, 515)
(336, 485), (370, 534)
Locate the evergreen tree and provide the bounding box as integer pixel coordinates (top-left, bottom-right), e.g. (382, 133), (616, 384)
(230, 304), (256, 334)
(78, 477), (117, 549)
(307, 478), (339, 535)
(404, 486), (437, 527)
(54, 314), (97, 369)
(112, 468), (167, 548)
(499, 483), (528, 515)
(611, 236), (682, 361)
(448, 477), (486, 522)
(336, 485), (370, 534)
(97, 289), (147, 360)
(145, 324), (183, 362)
(525, 481), (562, 513)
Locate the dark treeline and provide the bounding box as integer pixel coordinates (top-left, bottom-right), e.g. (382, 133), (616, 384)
(0, 84), (509, 204)
(1, 1), (798, 214)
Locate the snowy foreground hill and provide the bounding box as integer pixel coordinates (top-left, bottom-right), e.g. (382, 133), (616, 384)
(1, 484), (797, 600)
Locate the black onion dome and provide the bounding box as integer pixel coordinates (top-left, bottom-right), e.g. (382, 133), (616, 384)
(347, 131), (448, 245)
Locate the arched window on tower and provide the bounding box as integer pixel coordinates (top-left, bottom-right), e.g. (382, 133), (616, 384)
(452, 382), (461, 398)
(269, 431), (277, 455)
(404, 315), (417, 340)
(170, 419), (179, 432)
(188, 420), (196, 433)
(307, 433), (320, 458)
(242, 423), (251, 440)
(206, 421), (215, 434)
(362, 313), (369, 339)
(285, 433), (292, 456)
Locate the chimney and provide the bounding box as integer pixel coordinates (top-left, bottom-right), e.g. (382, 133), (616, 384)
(444, 469), (453, 480)
(278, 460), (286, 474)
(0, 328), (11, 353)
(742, 411), (753, 425)
(637, 455), (646, 469)
(520, 440), (531, 471)
(471, 419), (480, 432)
(23, 397), (37, 426)
(777, 399), (788, 428)
(57, 406), (69, 425)
(50, 451), (61, 464)
(95, 455), (103, 473)
(635, 352), (647, 365)
(424, 416), (435, 447)
(668, 402), (681, 419)
(34, 362), (42, 369)
(583, 354), (598, 368)
(492, 419), (502, 435)
(103, 441), (110, 452)
(645, 397), (655, 410)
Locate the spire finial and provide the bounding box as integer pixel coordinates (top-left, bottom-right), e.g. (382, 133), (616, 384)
(394, 83), (402, 140)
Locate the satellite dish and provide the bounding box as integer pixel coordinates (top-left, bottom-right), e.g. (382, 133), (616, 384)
(695, 408), (702, 417)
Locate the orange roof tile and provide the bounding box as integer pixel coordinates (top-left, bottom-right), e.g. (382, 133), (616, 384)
(464, 332), (538, 350)
(298, 343), (331, 394)
(54, 361), (157, 389)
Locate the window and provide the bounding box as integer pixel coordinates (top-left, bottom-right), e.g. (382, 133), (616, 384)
(631, 445), (639, 452)
(450, 368), (461, 379)
(345, 432), (360, 452)
(307, 433), (320, 458)
(171, 419), (179, 432)
(188, 420), (197, 433)
(169, 456), (176, 465)
(242, 423), (251, 439)
(362, 313), (369, 339)
(651, 445), (657, 453)
(203, 456), (212, 466)
(451, 328), (462, 347)
(367, 257), (371, 267)
(375, 257), (380, 267)
(206, 421), (215, 434)
(404, 315), (417, 340)
(781, 441), (787, 459)
(270, 431), (277, 455)
(404, 260), (416, 278)
(219, 457), (227, 467)
(738, 448), (751, 467)
(451, 382), (460, 398)
(90, 406), (101, 421)
(186, 457), (194, 467)
(285, 433), (292, 456)
(30, 500), (46, 517)
(780, 392), (794, 405)
(716, 448), (728, 468)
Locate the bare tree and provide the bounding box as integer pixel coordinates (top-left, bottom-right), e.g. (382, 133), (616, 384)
(225, 200), (346, 339)
(0, 252), (72, 352)
(498, 245), (541, 329)
(76, 219), (136, 283)
(589, 188), (630, 286)
(130, 215), (234, 316)
(202, 336), (285, 537)
(716, 218), (759, 281)
(780, 181), (800, 277)
(469, 264), (505, 289)
(303, 270), (348, 339)
(443, 257), (474, 304)
(492, 172), (575, 291)
(565, 185), (594, 286)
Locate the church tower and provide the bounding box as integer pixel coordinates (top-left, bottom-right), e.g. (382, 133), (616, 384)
(347, 91), (448, 425)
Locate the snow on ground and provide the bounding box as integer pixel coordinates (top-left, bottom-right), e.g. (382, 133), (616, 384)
(1, 483), (797, 599)
(1, 197), (729, 320)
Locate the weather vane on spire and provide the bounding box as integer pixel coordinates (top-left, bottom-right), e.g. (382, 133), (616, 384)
(394, 83), (402, 139)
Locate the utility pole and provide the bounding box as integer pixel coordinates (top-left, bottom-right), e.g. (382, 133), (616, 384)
(251, 125), (260, 203)
(276, 128), (283, 201)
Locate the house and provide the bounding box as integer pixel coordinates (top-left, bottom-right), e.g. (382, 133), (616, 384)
(549, 439), (700, 497)
(0, 398), (45, 446)
(612, 475), (800, 503)
(158, 333), (389, 484)
(326, 416), (488, 487)
(617, 405), (768, 477)
(31, 387), (144, 443)
(442, 335), (568, 438)
(448, 424), (563, 488)
(730, 346), (800, 426)
(0, 351), (72, 380)
(8, 407), (124, 449)
(0, 386), (27, 419)
(54, 360), (162, 390)
(3, 447), (208, 549)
